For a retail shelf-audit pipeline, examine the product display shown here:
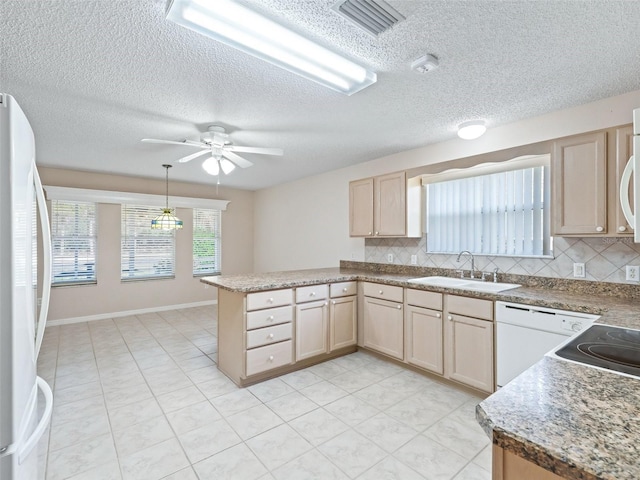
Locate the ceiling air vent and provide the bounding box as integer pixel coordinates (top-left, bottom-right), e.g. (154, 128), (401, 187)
(333, 0), (405, 37)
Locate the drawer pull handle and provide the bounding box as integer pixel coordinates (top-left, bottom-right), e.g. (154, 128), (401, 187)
(268, 333), (274, 339)
(324, 302), (328, 306)
(343, 288), (348, 292)
(619, 226), (627, 232)
(267, 315), (274, 321)
(436, 313), (441, 318)
(447, 315), (453, 321)
(379, 290), (383, 295)
(396, 305), (402, 310)
(332, 300), (336, 305)
(268, 297), (274, 303)
(595, 226), (604, 232)
(310, 292), (316, 296)
(368, 231), (372, 235)
(268, 355), (274, 362)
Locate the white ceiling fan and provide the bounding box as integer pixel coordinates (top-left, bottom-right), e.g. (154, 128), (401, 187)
(142, 125), (283, 176)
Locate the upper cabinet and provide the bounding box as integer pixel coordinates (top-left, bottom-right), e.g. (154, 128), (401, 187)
(552, 126), (633, 236)
(349, 171), (421, 238)
(552, 131), (607, 235)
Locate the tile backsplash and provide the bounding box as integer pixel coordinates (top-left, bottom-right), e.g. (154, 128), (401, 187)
(365, 236), (640, 284)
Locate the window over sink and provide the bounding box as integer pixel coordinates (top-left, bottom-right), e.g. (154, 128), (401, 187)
(424, 155), (552, 257)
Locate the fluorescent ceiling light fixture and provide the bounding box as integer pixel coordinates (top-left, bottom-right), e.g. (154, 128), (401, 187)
(166, 0), (377, 95)
(457, 120), (487, 140)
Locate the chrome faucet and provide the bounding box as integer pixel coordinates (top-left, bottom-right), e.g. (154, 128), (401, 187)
(456, 250), (475, 279)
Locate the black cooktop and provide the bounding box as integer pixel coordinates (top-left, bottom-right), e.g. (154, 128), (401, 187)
(554, 324), (640, 378)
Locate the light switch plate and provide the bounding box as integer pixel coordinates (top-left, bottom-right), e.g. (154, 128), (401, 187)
(626, 265), (639, 282)
(387, 253), (393, 263)
(411, 255), (417, 265)
(573, 263), (585, 278)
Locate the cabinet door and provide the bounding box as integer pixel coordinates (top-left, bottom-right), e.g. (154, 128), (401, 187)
(374, 171), (406, 236)
(329, 296), (357, 351)
(613, 125), (634, 235)
(406, 305), (443, 374)
(446, 313), (494, 393)
(552, 132), (607, 235)
(295, 300), (328, 361)
(349, 178), (374, 237)
(363, 297), (404, 360)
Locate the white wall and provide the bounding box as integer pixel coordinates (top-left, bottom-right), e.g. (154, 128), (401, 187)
(254, 90), (640, 272)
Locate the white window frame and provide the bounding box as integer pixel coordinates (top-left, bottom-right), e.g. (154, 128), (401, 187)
(50, 200), (97, 286)
(121, 204), (176, 281)
(423, 155), (552, 258)
(193, 208), (222, 276)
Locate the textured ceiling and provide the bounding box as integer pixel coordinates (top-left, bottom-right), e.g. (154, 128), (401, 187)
(1, 0), (640, 190)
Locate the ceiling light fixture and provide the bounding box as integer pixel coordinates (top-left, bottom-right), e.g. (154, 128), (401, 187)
(151, 164), (183, 230)
(457, 120), (487, 140)
(202, 154), (236, 176)
(166, 0), (377, 95)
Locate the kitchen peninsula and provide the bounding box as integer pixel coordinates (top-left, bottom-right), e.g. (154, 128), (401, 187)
(202, 261), (640, 480)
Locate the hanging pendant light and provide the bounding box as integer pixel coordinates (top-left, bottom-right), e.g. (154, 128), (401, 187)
(151, 164), (183, 230)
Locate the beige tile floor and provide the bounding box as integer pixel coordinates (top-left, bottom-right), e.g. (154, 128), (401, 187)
(37, 305), (492, 480)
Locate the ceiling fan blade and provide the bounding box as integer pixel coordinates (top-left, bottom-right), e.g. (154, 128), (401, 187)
(222, 150), (253, 168)
(141, 138), (205, 148)
(226, 145), (284, 156)
(178, 149), (211, 163)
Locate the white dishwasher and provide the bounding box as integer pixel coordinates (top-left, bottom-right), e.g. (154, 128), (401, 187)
(495, 301), (599, 388)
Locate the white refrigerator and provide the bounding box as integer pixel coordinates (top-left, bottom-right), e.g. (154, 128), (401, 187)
(620, 108), (640, 241)
(0, 94), (53, 480)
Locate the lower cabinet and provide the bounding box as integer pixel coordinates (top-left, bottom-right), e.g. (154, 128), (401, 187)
(329, 296), (357, 351)
(406, 305), (444, 374)
(493, 445), (564, 480)
(295, 299), (329, 361)
(445, 313), (494, 392)
(444, 295), (495, 393)
(363, 295), (404, 360)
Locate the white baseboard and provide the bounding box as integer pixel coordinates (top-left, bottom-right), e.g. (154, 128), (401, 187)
(47, 300), (218, 327)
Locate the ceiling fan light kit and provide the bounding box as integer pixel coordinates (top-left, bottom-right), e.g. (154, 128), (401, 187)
(457, 120), (487, 140)
(165, 0), (376, 95)
(152, 164), (184, 230)
(142, 125), (283, 177)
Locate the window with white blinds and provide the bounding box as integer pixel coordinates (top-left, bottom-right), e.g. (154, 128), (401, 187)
(193, 208), (221, 276)
(51, 200), (97, 285)
(426, 164), (551, 256)
(121, 205), (175, 280)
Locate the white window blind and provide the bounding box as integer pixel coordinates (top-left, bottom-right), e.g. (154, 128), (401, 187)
(121, 205), (175, 280)
(426, 165), (551, 256)
(51, 200), (97, 284)
(193, 208), (221, 276)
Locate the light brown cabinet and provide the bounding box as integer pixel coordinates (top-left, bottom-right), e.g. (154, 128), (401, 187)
(362, 283), (404, 360)
(329, 282), (357, 351)
(349, 171), (421, 238)
(444, 295), (494, 393)
(295, 299), (329, 361)
(405, 289), (444, 374)
(552, 126), (634, 236)
(492, 445), (564, 480)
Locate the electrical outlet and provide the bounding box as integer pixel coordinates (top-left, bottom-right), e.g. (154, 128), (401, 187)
(411, 255), (418, 265)
(387, 253), (394, 263)
(573, 263), (585, 278)
(626, 265), (640, 282)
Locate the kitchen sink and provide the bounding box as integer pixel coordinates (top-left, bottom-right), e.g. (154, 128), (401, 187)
(407, 276), (521, 293)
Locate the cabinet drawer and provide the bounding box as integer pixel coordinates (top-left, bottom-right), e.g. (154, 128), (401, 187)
(406, 289), (443, 310)
(246, 305), (293, 330)
(447, 295), (493, 321)
(246, 323), (292, 349)
(246, 289), (292, 311)
(295, 284), (328, 303)
(363, 282), (403, 302)
(246, 340), (293, 376)
(330, 281), (357, 298)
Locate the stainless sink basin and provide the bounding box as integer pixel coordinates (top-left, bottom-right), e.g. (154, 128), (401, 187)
(407, 276), (521, 293)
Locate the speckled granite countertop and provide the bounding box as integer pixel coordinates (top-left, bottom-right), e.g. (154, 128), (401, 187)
(202, 262), (640, 479)
(477, 356), (640, 480)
